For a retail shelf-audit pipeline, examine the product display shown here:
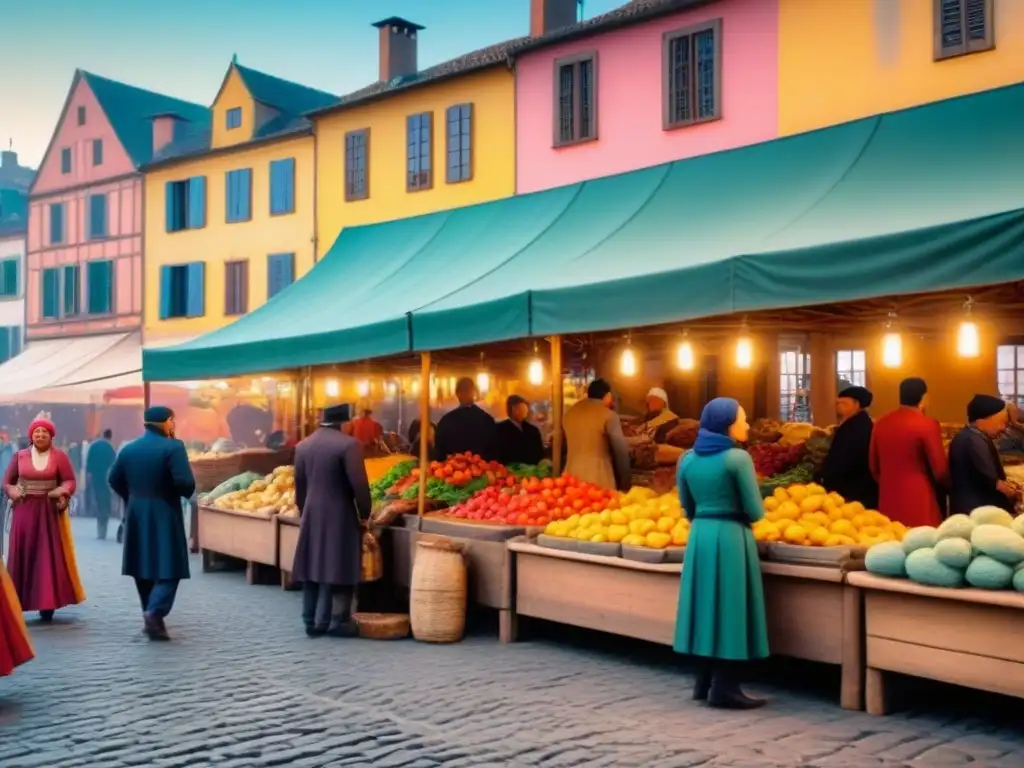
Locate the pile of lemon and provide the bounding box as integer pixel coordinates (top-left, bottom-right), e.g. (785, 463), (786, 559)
(755, 483), (906, 547)
(542, 486), (689, 549)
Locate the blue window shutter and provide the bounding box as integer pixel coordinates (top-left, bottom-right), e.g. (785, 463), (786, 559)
(49, 203), (63, 244)
(62, 265), (79, 316)
(186, 262), (205, 317)
(270, 159), (295, 215)
(159, 265), (173, 319)
(41, 269), (57, 318)
(267, 252), (295, 298)
(165, 182), (176, 232)
(225, 170), (236, 222)
(187, 176), (206, 228)
(89, 194), (107, 238)
(240, 169), (251, 220)
(87, 261), (112, 314)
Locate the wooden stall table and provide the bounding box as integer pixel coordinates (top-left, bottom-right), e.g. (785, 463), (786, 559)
(276, 515), (300, 589)
(847, 572), (1024, 715)
(506, 538), (864, 710)
(198, 505), (278, 585)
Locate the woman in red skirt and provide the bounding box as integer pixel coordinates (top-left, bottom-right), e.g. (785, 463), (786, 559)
(0, 560), (33, 675)
(2, 413), (86, 623)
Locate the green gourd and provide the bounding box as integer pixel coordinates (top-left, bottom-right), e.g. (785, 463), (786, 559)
(933, 537), (972, 570)
(970, 524), (1024, 565)
(969, 506), (1015, 528)
(936, 514), (974, 541)
(901, 526), (938, 555)
(965, 555), (1014, 590)
(1013, 565), (1024, 593)
(864, 541), (906, 577)
(904, 548), (965, 588)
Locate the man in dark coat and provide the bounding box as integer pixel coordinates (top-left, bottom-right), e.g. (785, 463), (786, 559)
(949, 394), (1019, 515)
(818, 386), (878, 508)
(108, 406), (195, 641)
(86, 429), (117, 540)
(291, 404), (371, 638)
(434, 377), (498, 461)
(497, 395), (545, 466)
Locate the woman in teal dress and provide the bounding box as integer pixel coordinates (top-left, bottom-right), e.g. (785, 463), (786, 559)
(673, 397), (769, 709)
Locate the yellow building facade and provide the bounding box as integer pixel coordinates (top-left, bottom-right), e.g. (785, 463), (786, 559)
(312, 66), (516, 257)
(142, 61), (335, 343)
(779, 0), (1024, 135)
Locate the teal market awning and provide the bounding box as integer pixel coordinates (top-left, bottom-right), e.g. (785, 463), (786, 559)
(144, 82), (1024, 382)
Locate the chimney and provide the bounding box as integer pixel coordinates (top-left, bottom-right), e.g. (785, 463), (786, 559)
(530, 0), (579, 37)
(372, 17), (424, 82)
(151, 114), (186, 155)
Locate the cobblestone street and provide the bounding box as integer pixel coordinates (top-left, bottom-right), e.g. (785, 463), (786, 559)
(2, 519), (1023, 767)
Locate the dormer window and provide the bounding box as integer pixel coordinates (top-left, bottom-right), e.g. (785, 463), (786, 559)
(77, 106), (86, 126)
(226, 107), (242, 130)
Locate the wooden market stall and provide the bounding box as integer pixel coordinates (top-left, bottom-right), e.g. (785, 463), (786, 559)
(847, 572), (1024, 714)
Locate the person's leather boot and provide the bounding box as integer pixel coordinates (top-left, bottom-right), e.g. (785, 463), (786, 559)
(707, 662), (765, 710)
(305, 624), (327, 638)
(326, 619), (359, 638)
(692, 660), (713, 701)
(143, 612), (170, 641)
(39, 610), (54, 624)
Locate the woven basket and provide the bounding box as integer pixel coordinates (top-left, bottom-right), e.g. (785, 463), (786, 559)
(237, 447), (296, 477)
(410, 538), (467, 644)
(354, 612), (410, 640)
(191, 454), (244, 493)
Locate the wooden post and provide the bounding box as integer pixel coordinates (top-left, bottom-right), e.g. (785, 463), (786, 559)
(143, 381), (152, 410)
(551, 335), (564, 475)
(416, 352), (431, 531)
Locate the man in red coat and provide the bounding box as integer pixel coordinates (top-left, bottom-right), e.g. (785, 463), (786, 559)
(869, 378), (949, 527)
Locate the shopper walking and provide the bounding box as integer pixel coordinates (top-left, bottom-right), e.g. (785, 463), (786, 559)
(85, 429), (116, 540)
(109, 406), (195, 641)
(673, 398), (768, 709)
(291, 404), (372, 638)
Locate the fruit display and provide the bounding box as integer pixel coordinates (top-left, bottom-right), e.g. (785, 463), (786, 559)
(749, 442), (806, 478)
(443, 474), (620, 527)
(756, 483), (906, 547)
(541, 486), (689, 550)
(212, 465), (297, 516)
(203, 471), (264, 502)
(865, 507), (1024, 592)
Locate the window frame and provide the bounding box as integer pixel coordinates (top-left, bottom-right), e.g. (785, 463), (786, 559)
(61, 264), (81, 317)
(92, 138), (103, 166)
(60, 147), (72, 175)
(552, 50), (599, 148)
(267, 253), (296, 300)
(88, 193), (107, 240)
(662, 19), (723, 131)
(77, 106), (86, 126)
(224, 259), (249, 316)
(225, 168), (253, 224)
(160, 262), (205, 319)
(344, 129), (370, 202)
(49, 202), (65, 245)
(226, 107), (243, 130)
(0, 258), (18, 298)
(933, 0), (995, 61)
(406, 114), (434, 193)
(445, 103), (473, 185)
(86, 259), (115, 316)
(996, 342), (1024, 407)
(269, 158), (296, 215)
(41, 267), (61, 319)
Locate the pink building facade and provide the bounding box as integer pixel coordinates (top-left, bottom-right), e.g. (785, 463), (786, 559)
(514, 0), (779, 194)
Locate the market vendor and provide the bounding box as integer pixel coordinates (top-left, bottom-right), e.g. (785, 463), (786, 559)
(497, 395), (544, 466)
(996, 403), (1024, 455)
(817, 386), (878, 509)
(948, 395), (1019, 515)
(433, 377), (499, 461)
(639, 387), (680, 443)
(563, 378), (631, 491)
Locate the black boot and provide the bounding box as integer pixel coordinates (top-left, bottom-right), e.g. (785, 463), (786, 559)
(143, 612), (170, 641)
(708, 661), (765, 710)
(39, 610), (54, 624)
(305, 624), (327, 638)
(692, 658), (713, 701)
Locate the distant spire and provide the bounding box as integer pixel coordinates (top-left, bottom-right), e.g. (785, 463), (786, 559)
(232, 53), (238, 65)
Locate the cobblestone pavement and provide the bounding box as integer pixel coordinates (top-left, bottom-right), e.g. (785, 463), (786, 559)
(2, 518), (1023, 767)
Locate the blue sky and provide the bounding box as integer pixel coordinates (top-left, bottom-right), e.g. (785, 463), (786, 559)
(1, 0), (624, 167)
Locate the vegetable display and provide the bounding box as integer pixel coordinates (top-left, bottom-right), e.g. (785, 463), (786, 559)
(865, 507), (1024, 592)
(212, 465), (298, 517)
(748, 442), (805, 478)
(443, 474), (620, 527)
(755, 483), (906, 547)
(370, 460), (416, 501)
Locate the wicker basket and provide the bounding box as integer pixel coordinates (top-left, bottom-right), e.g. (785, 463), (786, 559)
(237, 447), (296, 476)
(354, 612), (410, 640)
(191, 454), (244, 493)
(410, 538), (467, 643)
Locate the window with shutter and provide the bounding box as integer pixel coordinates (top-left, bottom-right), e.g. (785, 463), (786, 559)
(934, 0), (994, 60)
(406, 114), (433, 192)
(86, 260), (113, 314)
(663, 20), (722, 129)
(226, 107), (242, 130)
(0, 259), (17, 297)
(267, 253), (295, 299)
(224, 260), (249, 315)
(0, 327), (10, 364)
(160, 263), (204, 318)
(60, 148), (72, 174)
(186, 262), (205, 317)
(345, 130), (370, 201)
(62, 264), (80, 316)
(41, 268), (60, 319)
(225, 168), (252, 223)
(446, 104), (473, 184)
(89, 194), (107, 239)
(270, 158), (296, 214)
(553, 53), (598, 146)
(49, 203), (65, 245)
(185, 176), (207, 229)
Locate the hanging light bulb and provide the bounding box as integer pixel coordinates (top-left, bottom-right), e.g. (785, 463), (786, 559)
(356, 379), (370, 397)
(735, 324), (753, 369)
(476, 371), (491, 394)
(957, 297), (980, 358)
(620, 347), (637, 376)
(881, 310), (902, 368)
(527, 341), (544, 386)
(676, 332), (695, 371)
(411, 378), (421, 396)
(325, 379), (340, 397)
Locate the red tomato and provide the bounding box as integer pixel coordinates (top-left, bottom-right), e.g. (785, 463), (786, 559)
(541, 477), (555, 490)
(554, 477), (566, 488)
(516, 513), (530, 525)
(572, 499), (585, 511)
(535, 501), (548, 513)
(535, 515), (550, 526)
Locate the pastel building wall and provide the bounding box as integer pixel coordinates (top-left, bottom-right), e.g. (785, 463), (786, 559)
(514, 0), (779, 193)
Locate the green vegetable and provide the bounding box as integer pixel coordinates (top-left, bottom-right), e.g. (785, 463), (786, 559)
(371, 460), (416, 501)
(970, 524), (1024, 565)
(760, 463), (814, 490)
(207, 471), (264, 501)
(506, 460), (553, 479)
(905, 547), (965, 588)
(864, 541), (906, 577)
(399, 476), (487, 507)
(965, 555), (1014, 590)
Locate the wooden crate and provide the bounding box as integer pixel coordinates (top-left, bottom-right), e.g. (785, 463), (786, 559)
(277, 516), (300, 590)
(198, 505), (278, 584)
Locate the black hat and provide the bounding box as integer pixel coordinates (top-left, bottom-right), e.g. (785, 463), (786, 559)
(144, 405), (174, 423)
(967, 394), (1006, 423)
(838, 386), (873, 409)
(322, 404), (351, 425)
(899, 377), (928, 407)
(587, 378), (612, 400)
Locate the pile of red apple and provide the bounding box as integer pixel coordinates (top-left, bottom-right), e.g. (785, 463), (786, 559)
(446, 474), (620, 526)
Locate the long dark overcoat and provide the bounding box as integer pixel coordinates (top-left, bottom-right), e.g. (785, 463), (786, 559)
(291, 426), (371, 586)
(85, 438), (116, 520)
(109, 427), (195, 581)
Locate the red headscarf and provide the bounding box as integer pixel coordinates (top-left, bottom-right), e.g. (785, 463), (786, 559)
(29, 417), (56, 438)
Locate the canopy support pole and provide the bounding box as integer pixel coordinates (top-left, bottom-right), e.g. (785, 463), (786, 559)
(143, 382), (151, 410)
(551, 336), (564, 475)
(416, 351), (431, 531)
